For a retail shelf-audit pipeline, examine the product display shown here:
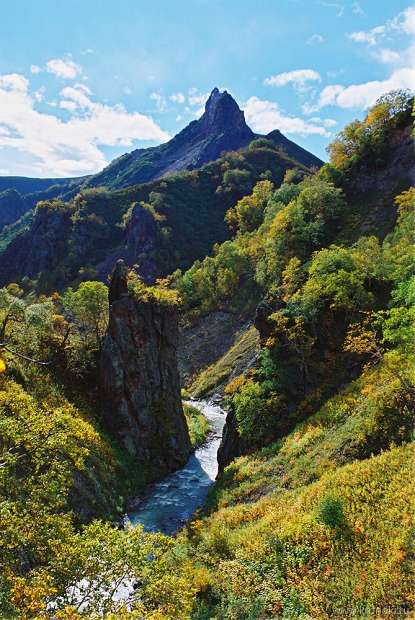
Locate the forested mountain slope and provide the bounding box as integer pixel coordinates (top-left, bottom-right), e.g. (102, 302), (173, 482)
(0, 177), (85, 235)
(0, 139), (313, 292)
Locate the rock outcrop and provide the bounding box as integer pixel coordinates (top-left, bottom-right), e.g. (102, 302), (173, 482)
(217, 409), (251, 473)
(178, 311), (246, 385)
(100, 260), (191, 473)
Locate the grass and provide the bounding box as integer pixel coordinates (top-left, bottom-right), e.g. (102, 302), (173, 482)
(191, 325), (259, 398)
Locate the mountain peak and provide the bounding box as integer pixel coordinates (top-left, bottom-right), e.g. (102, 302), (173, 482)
(202, 88), (250, 136)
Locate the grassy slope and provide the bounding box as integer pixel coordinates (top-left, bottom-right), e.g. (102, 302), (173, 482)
(207, 354), (414, 511)
(0, 371), (166, 524)
(177, 355), (414, 618)
(185, 444), (414, 619)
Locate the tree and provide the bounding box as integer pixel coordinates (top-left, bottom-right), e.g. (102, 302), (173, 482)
(225, 180), (273, 233)
(327, 90), (413, 170)
(62, 281), (109, 349)
(0, 287), (54, 364)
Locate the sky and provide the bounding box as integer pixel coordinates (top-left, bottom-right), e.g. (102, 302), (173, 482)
(0, 0), (414, 178)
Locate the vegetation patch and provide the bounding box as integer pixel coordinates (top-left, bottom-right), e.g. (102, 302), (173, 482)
(184, 402), (211, 448)
(191, 325), (259, 398)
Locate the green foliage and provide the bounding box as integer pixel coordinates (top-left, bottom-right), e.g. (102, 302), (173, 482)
(295, 241), (378, 314)
(0, 96), (413, 619)
(232, 379), (281, 443)
(316, 497), (346, 529)
(327, 89), (413, 170)
(0, 308), (198, 617)
(127, 271), (180, 306)
(225, 180), (273, 234)
(248, 138), (276, 150)
(173, 239), (256, 315)
(174, 176), (346, 317)
(62, 280), (109, 347)
(184, 403), (211, 447)
(0, 140), (304, 294)
(221, 168), (252, 193)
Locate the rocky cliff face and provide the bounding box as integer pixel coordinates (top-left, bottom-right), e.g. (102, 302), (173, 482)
(95, 202), (160, 283)
(100, 261), (191, 473)
(178, 311), (246, 385)
(217, 408), (251, 473)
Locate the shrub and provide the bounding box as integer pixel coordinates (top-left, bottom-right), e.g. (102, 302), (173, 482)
(316, 497), (346, 529)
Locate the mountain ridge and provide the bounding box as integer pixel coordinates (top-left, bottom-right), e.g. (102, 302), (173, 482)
(85, 87), (323, 189)
(0, 136), (314, 291)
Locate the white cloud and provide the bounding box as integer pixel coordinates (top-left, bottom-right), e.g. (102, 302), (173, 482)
(348, 26), (386, 46)
(0, 73), (29, 92)
(373, 48), (401, 64)
(46, 57), (81, 79)
(169, 92), (185, 104)
(59, 100), (78, 112)
(0, 74), (169, 177)
(309, 116), (337, 127)
(149, 92), (167, 111)
(348, 6), (415, 46)
(243, 96), (331, 136)
(400, 6), (415, 34)
(304, 67), (415, 112)
(308, 34), (325, 44)
(33, 88), (45, 103)
(60, 84), (93, 110)
(264, 69), (321, 92)
(123, 86), (132, 95)
(30, 65), (41, 74)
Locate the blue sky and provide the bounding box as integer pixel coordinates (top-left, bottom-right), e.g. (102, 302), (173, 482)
(0, 0), (413, 177)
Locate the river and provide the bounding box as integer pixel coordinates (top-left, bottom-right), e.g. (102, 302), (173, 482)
(127, 400), (226, 535)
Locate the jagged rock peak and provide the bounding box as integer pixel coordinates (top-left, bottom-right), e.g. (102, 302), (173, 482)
(202, 87), (249, 134)
(108, 259), (128, 305)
